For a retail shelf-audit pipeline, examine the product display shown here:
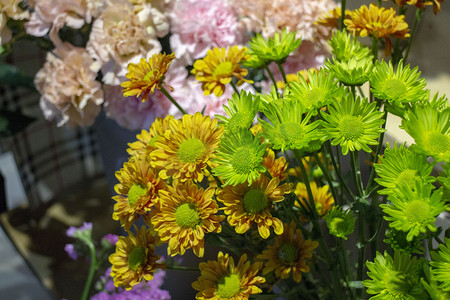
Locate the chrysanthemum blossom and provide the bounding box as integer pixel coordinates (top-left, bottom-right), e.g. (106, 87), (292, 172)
(295, 181), (334, 220)
(121, 53), (176, 101)
(0, 0), (29, 44)
(262, 149), (289, 181)
(257, 222), (319, 283)
(34, 43), (103, 127)
(218, 175), (290, 239)
(430, 238), (450, 292)
(191, 46), (253, 97)
(109, 226), (164, 291)
(324, 206), (356, 240)
(130, 0), (171, 38)
(169, 0), (245, 64)
(192, 251), (265, 299)
(249, 28), (302, 63)
(151, 112), (224, 182)
(151, 181), (224, 257)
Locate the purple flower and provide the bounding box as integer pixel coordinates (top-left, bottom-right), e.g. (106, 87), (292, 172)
(64, 243), (78, 260)
(66, 222), (93, 237)
(102, 234), (119, 246)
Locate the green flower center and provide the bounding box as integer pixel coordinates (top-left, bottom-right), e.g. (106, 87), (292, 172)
(231, 146), (260, 174)
(128, 246), (147, 271)
(329, 217), (347, 233)
(339, 115), (364, 140)
(175, 203), (201, 228)
(424, 131), (449, 155)
(395, 169), (418, 188)
(243, 189), (268, 214)
(384, 270), (414, 297)
(214, 61), (233, 77)
(148, 135), (159, 147)
(304, 88), (327, 107)
(228, 112), (251, 131)
(383, 79), (407, 100)
(128, 183), (147, 207)
(178, 138), (206, 163)
(279, 122), (304, 145)
(143, 70), (159, 82)
(217, 273), (241, 298)
(404, 200), (430, 224)
(278, 243), (298, 264)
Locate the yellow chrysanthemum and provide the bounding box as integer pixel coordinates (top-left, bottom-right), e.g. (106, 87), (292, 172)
(191, 46), (253, 97)
(192, 251), (265, 300)
(127, 115), (175, 156)
(315, 7), (352, 28)
(113, 154), (166, 230)
(150, 112), (224, 182)
(151, 181), (224, 257)
(262, 149), (288, 181)
(217, 176), (290, 239)
(257, 222), (319, 283)
(275, 68), (318, 90)
(388, 0), (443, 14)
(295, 181), (334, 221)
(109, 226), (164, 290)
(121, 53), (175, 101)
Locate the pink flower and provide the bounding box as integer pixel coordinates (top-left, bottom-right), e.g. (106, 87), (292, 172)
(169, 0), (245, 64)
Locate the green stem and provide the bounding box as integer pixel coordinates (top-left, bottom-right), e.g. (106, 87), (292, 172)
(357, 86), (366, 99)
(404, 9), (423, 63)
(326, 142), (354, 202)
(356, 209), (366, 299)
(314, 152), (339, 206)
(265, 66), (280, 99)
(206, 165), (222, 189)
(165, 265), (199, 272)
(160, 86), (187, 115)
(340, 0), (346, 30)
(337, 238), (355, 299)
(293, 150), (317, 220)
(276, 61), (287, 84)
(350, 151), (364, 197)
(371, 37), (379, 64)
(230, 81), (240, 96)
(81, 243), (97, 300)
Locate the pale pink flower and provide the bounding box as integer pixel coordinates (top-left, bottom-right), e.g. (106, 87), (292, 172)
(169, 0), (245, 64)
(86, 0), (161, 85)
(35, 43), (103, 127)
(1, 0), (29, 44)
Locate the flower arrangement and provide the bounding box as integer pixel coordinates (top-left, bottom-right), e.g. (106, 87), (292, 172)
(2, 0), (450, 299)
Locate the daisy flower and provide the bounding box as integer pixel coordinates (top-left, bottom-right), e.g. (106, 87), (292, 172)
(121, 53), (176, 101)
(324, 206), (356, 240)
(262, 149), (289, 181)
(192, 251), (265, 299)
(374, 142), (436, 196)
(381, 180), (445, 242)
(430, 238), (450, 292)
(257, 222), (319, 283)
(401, 105), (450, 163)
(109, 226), (164, 290)
(320, 93), (386, 155)
(217, 176), (290, 239)
(370, 59), (429, 104)
(113, 154), (166, 230)
(151, 181), (224, 257)
(328, 29), (372, 62)
(191, 46), (253, 97)
(212, 128), (266, 186)
(363, 251), (426, 299)
(150, 112), (224, 182)
(326, 56), (374, 86)
(295, 181), (334, 220)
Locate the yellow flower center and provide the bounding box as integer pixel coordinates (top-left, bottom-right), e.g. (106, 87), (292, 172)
(424, 131), (449, 155)
(128, 183), (147, 207)
(278, 243), (298, 264)
(178, 138), (206, 163)
(228, 112), (250, 131)
(304, 88), (326, 107)
(213, 61), (233, 77)
(217, 273), (241, 298)
(280, 122), (303, 145)
(232, 146), (260, 174)
(339, 115), (364, 140)
(243, 188), (268, 214)
(175, 203), (201, 228)
(128, 246), (147, 271)
(383, 79), (407, 100)
(395, 169), (418, 188)
(403, 200), (430, 224)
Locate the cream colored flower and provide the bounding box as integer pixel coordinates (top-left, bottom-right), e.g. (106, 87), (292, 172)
(0, 0), (29, 44)
(130, 0), (170, 38)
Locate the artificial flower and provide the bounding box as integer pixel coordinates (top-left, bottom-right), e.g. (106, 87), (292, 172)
(217, 175), (290, 239)
(430, 238), (450, 292)
(324, 206), (356, 240)
(295, 181), (334, 220)
(191, 46), (253, 97)
(257, 222), (319, 282)
(151, 112), (224, 182)
(151, 181), (224, 257)
(109, 226), (164, 290)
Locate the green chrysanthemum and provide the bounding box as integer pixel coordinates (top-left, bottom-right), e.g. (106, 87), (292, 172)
(374, 142), (436, 196)
(430, 238), (450, 292)
(370, 59), (429, 103)
(241, 52), (269, 69)
(320, 93), (385, 155)
(258, 84), (283, 108)
(258, 99), (322, 152)
(421, 264), (450, 300)
(249, 28), (302, 63)
(326, 56), (374, 86)
(324, 206), (356, 240)
(381, 180), (445, 242)
(213, 128), (266, 186)
(401, 105), (450, 163)
(383, 228), (425, 254)
(363, 251), (427, 300)
(329, 30), (372, 62)
(216, 90), (260, 132)
(286, 68), (346, 111)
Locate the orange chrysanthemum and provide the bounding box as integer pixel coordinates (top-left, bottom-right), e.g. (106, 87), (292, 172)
(151, 181), (224, 257)
(217, 176), (290, 239)
(109, 226), (164, 290)
(113, 154), (166, 230)
(315, 7), (352, 28)
(257, 222), (319, 283)
(121, 52), (175, 101)
(388, 0), (443, 14)
(295, 181), (334, 221)
(150, 112), (224, 182)
(192, 251), (265, 300)
(191, 46), (253, 97)
(262, 149), (288, 181)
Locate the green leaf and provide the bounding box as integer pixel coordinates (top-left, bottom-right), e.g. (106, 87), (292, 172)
(0, 109), (36, 138)
(0, 62), (36, 90)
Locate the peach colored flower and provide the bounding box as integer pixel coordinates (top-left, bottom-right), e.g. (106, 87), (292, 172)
(34, 43), (103, 127)
(130, 0), (171, 38)
(1, 0), (29, 44)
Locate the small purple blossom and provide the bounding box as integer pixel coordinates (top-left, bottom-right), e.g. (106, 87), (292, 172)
(64, 243), (78, 260)
(102, 234), (119, 246)
(66, 222), (93, 237)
